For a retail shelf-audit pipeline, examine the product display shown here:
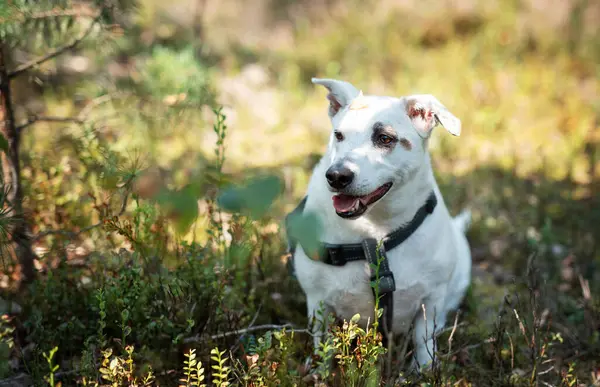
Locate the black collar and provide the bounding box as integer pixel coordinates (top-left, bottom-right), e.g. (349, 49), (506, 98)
(285, 191), (437, 267)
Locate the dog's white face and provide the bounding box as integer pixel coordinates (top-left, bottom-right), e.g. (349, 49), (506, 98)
(313, 78), (461, 219)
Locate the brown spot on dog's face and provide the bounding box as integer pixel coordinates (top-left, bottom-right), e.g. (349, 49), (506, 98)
(399, 138), (412, 150)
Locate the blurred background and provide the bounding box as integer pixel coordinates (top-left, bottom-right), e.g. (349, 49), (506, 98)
(0, 0), (599, 385)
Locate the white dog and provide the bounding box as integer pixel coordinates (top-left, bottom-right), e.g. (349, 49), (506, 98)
(288, 77), (472, 369)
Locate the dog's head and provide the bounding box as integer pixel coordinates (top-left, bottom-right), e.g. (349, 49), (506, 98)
(312, 77), (461, 219)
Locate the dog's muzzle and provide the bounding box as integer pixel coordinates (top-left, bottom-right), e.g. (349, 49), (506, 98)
(325, 164), (355, 190)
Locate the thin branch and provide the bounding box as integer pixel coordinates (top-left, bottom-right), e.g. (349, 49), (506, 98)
(0, 373), (32, 387)
(25, 8), (98, 20)
(247, 302), (263, 328)
(17, 92), (125, 133)
(443, 337), (496, 359)
(183, 323), (311, 343)
(447, 311), (460, 355)
(16, 115), (84, 132)
(8, 15), (100, 79)
(33, 190), (129, 241)
(228, 302), (263, 352)
(538, 366), (555, 376)
(77, 93), (118, 120)
(0, 5), (97, 23)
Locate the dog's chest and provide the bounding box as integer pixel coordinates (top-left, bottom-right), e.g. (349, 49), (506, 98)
(295, 242), (432, 332)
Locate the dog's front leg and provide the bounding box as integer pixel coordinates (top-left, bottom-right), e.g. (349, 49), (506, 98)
(411, 298), (448, 371)
(307, 297), (332, 351)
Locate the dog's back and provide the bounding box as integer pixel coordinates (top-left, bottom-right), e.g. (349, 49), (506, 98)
(452, 209), (472, 234)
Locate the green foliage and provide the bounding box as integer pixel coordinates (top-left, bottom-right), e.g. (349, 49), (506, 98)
(0, 186), (16, 264)
(42, 346), (60, 387)
(331, 314), (385, 386)
(284, 210), (323, 259)
(180, 349), (206, 387)
(155, 185), (201, 235)
(217, 175), (283, 219)
(210, 348), (231, 387)
(97, 346), (155, 386)
(0, 0), (135, 49)
(138, 46), (214, 105)
(0, 315), (15, 378)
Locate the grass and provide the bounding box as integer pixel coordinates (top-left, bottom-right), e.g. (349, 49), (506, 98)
(1, 0), (599, 385)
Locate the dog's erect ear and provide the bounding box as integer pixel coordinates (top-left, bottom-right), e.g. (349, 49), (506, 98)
(404, 94), (461, 138)
(312, 78), (361, 118)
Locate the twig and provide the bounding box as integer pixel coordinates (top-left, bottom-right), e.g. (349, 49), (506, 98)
(0, 373), (32, 386)
(0, 5), (98, 23)
(385, 331), (393, 381)
(508, 331), (515, 369)
(183, 323), (312, 343)
(77, 93), (118, 120)
(17, 92), (123, 133)
(513, 309), (530, 346)
(447, 311), (460, 355)
(33, 190), (129, 241)
(247, 303), (262, 329)
(16, 115), (84, 132)
(25, 8), (98, 20)
(9, 15), (100, 79)
(441, 337), (497, 360)
(229, 302), (264, 352)
(538, 365), (555, 376)
(579, 274), (591, 301)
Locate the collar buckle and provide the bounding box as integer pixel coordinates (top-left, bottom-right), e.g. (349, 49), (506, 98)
(323, 244), (346, 266)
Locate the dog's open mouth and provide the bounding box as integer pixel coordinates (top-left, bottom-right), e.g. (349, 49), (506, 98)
(332, 182), (393, 219)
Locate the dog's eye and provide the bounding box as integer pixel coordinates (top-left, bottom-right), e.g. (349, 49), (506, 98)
(334, 131), (344, 142)
(378, 134), (394, 145)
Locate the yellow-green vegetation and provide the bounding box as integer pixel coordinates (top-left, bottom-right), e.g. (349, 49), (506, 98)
(0, 0), (599, 385)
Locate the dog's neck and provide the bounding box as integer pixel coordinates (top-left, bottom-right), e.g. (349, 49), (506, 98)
(310, 153), (438, 243)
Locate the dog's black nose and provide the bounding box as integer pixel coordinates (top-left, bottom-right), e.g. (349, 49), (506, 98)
(325, 165), (354, 190)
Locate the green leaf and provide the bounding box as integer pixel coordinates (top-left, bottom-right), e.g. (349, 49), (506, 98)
(155, 185), (199, 235)
(286, 210), (324, 259)
(217, 174), (283, 218)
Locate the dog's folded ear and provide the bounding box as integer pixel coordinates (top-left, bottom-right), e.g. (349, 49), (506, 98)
(312, 78), (361, 118)
(404, 95), (461, 138)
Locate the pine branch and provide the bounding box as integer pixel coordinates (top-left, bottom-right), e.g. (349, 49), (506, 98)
(16, 115), (84, 132)
(33, 189), (130, 241)
(17, 93), (122, 132)
(25, 8), (97, 20)
(183, 323), (309, 344)
(1, 6), (98, 23)
(8, 15), (100, 79)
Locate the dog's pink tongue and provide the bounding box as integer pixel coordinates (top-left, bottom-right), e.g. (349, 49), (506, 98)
(332, 194), (359, 212)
